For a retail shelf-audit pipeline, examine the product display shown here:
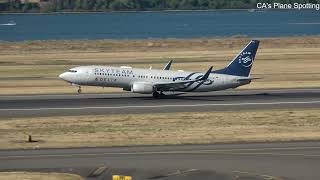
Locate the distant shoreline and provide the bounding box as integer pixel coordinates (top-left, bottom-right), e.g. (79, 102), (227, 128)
(1, 36), (320, 46)
(0, 8), (311, 15)
(0, 8), (273, 15)
(1, 35), (320, 43)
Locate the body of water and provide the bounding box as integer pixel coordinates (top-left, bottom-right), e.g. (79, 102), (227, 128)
(0, 10), (319, 41)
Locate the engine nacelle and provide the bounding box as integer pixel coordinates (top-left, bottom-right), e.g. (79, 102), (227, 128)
(131, 82), (154, 94)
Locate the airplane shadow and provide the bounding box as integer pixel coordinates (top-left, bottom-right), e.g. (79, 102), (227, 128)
(91, 92), (277, 102)
(146, 92), (276, 101)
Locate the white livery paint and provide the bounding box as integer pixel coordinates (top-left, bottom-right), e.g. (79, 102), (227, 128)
(59, 40), (260, 98)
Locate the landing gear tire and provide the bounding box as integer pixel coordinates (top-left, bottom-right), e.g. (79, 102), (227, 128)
(77, 87), (82, 94)
(153, 91), (165, 98)
(152, 91), (160, 98)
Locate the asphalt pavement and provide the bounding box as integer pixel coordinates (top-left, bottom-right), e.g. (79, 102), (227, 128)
(1, 141), (319, 180)
(0, 88), (320, 118)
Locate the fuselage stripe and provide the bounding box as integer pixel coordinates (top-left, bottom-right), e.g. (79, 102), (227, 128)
(186, 79), (206, 92)
(178, 72), (197, 90)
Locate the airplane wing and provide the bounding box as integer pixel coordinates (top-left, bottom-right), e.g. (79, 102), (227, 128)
(154, 66), (213, 91)
(163, 60), (173, 70)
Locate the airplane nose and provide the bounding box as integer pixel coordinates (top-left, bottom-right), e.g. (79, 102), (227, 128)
(59, 72), (67, 81)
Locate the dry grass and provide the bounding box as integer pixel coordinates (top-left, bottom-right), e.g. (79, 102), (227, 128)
(1, 36), (320, 94)
(0, 172), (83, 180)
(0, 109), (320, 150)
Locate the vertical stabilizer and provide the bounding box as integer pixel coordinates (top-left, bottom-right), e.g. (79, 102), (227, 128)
(213, 40), (260, 77)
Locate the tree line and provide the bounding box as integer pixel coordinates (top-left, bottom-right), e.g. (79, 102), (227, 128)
(1, 0), (320, 12)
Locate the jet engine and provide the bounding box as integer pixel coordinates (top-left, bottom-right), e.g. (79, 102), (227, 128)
(131, 82), (155, 94)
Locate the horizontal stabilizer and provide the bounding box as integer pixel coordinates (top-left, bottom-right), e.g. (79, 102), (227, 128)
(237, 77), (261, 82)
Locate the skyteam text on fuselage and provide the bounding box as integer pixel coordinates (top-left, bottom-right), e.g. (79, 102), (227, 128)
(59, 40), (260, 98)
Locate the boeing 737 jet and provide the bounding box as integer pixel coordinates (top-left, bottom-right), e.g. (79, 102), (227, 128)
(59, 40), (259, 98)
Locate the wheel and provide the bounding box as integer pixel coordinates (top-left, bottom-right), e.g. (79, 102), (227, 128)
(77, 88), (82, 94)
(152, 91), (160, 98)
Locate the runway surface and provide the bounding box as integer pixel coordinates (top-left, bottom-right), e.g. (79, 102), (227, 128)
(1, 141), (320, 180)
(0, 88), (320, 118)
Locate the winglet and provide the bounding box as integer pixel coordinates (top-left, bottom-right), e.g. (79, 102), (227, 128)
(199, 66), (213, 80)
(163, 60), (173, 70)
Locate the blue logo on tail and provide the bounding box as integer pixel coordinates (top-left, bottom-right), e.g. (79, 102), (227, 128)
(213, 40), (260, 77)
(239, 51), (253, 68)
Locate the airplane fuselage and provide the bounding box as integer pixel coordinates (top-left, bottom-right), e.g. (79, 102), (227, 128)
(60, 66), (251, 93)
(59, 40), (259, 96)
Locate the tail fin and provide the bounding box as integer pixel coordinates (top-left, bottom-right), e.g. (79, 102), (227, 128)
(213, 40), (260, 77)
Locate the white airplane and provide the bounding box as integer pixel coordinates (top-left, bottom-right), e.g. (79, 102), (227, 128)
(59, 40), (259, 98)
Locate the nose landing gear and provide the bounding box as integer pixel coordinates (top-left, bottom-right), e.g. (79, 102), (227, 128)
(77, 86), (82, 94)
(71, 83), (82, 94)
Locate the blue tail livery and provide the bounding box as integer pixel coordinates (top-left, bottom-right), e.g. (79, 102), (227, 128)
(213, 40), (260, 77)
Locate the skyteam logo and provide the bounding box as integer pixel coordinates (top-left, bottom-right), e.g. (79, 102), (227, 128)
(238, 51), (253, 68)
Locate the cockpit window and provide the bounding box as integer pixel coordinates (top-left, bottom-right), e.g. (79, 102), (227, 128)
(68, 70), (77, 73)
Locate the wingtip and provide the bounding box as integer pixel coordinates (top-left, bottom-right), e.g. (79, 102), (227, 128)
(200, 66), (213, 80)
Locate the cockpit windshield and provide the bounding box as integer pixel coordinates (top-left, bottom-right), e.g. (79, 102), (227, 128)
(68, 69), (77, 73)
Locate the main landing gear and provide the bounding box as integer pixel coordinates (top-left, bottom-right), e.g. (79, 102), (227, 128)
(152, 91), (165, 98)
